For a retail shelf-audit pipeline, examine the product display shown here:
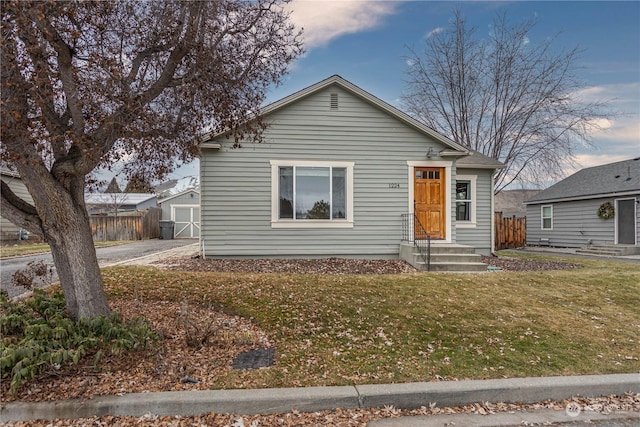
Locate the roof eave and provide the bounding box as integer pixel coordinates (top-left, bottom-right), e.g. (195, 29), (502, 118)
(524, 190), (640, 205)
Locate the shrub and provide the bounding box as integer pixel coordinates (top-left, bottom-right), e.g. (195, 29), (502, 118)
(0, 290), (158, 394)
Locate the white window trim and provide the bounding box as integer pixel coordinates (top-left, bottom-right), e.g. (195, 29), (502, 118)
(270, 160), (354, 228)
(406, 160), (453, 243)
(455, 174), (477, 228)
(541, 204), (553, 230)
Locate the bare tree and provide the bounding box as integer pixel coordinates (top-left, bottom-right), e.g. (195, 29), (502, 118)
(1, 0), (302, 319)
(124, 172), (154, 194)
(403, 10), (610, 192)
(105, 178), (122, 193)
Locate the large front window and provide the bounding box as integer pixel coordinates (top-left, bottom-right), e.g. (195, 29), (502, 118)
(271, 160), (354, 228)
(279, 166), (346, 220)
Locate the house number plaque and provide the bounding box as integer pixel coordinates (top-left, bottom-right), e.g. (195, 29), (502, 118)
(388, 183), (400, 188)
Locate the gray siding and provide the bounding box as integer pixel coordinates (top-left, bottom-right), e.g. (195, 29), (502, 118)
(201, 86), (492, 258)
(526, 195), (640, 247)
(1, 174), (34, 241)
(455, 168), (495, 255)
(160, 191), (200, 220)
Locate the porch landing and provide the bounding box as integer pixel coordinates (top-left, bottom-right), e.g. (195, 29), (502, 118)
(399, 242), (487, 272)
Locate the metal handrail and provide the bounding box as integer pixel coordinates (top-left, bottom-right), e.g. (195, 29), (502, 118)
(401, 213), (431, 271)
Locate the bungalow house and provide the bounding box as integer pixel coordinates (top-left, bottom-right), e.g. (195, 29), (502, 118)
(524, 158), (640, 253)
(199, 75), (503, 271)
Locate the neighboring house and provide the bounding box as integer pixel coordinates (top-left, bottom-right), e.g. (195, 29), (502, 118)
(85, 193), (157, 215)
(158, 189), (200, 238)
(495, 189), (540, 218)
(1, 168), (35, 241)
(155, 175), (199, 199)
(524, 158), (640, 248)
(198, 75), (503, 269)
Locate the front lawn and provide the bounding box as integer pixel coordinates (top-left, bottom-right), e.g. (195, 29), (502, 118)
(101, 255), (640, 390)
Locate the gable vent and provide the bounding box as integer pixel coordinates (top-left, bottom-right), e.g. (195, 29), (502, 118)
(330, 93), (339, 110)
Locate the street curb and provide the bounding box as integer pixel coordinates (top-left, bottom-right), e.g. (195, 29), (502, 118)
(1, 373), (638, 423)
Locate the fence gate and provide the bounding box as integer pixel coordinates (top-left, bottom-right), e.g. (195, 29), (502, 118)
(494, 212), (526, 250)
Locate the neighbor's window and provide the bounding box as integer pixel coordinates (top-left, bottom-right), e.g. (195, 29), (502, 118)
(271, 161), (354, 228)
(541, 205), (553, 229)
(455, 175), (476, 226)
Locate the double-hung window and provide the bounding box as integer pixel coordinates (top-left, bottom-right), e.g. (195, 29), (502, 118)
(271, 160), (354, 228)
(455, 175), (476, 226)
(541, 205), (553, 229)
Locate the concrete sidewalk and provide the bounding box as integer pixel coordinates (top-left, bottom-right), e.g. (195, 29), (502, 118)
(1, 373), (638, 423)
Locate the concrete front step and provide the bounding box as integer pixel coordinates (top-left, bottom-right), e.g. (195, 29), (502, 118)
(576, 249), (625, 256)
(576, 244), (640, 256)
(428, 243), (477, 254)
(418, 261), (488, 272)
(400, 242), (488, 272)
(428, 253), (483, 263)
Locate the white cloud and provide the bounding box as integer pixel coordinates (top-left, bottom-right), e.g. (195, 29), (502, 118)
(573, 83), (640, 145)
(286, 0), (398, 49)
(426, 27), (444, 38)
(571, 153), (635, 171)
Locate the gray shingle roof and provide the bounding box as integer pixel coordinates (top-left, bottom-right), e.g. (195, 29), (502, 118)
(525, 157), (640, 203)
(457, 150), (504, 169)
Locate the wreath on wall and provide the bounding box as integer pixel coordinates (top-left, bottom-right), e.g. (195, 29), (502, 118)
(597, 202), (615, 220)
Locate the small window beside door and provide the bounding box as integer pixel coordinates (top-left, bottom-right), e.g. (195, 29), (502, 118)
(455, 174), (476, 226)
(456, 181), (471, 221)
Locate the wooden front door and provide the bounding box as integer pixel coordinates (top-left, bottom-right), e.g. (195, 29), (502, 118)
(414, 167), (445, 239)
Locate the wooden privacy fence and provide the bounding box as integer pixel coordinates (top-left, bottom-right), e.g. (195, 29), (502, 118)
(494, 212), (526, 250)
(90, 208), (161, 241)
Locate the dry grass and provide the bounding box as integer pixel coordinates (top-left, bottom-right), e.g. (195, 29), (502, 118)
(100, 254), (640, 390)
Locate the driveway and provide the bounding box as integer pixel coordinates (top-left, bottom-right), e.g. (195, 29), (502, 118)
(0, 239), (198, 299)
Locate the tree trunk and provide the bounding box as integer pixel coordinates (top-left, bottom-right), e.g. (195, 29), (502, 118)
(0, 160), (112, 320)
(44, 205), (111, 320)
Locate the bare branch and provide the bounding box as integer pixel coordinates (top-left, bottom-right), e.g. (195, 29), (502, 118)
(403, 9), (611, 191)
(27, 5), (85, 136)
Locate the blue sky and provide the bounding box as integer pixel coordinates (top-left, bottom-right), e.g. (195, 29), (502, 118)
(172, 0), (640, 185)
